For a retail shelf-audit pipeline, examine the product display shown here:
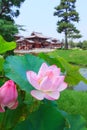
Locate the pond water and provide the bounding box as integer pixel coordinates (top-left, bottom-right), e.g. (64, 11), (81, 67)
(74, 68), (87, 91)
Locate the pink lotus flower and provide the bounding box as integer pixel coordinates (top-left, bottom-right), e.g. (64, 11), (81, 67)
(0, 80), (18, 112)
(26, 63), (67, 100)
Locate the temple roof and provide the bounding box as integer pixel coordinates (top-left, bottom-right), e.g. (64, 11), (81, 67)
(25, 32), (49, 39)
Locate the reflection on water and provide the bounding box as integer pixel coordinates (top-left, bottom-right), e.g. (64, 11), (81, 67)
(74, 68), (87, 91)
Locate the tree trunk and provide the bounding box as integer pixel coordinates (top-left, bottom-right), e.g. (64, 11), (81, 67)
(65, 30), (68, 49)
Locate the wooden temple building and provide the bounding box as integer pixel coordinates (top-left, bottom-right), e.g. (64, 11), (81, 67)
(15, 32), (63, 50)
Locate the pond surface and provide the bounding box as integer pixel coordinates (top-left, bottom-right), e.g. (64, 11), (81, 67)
(74, 68), (87, 91)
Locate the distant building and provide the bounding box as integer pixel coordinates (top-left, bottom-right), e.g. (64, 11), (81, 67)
(15, 32), (63, 50)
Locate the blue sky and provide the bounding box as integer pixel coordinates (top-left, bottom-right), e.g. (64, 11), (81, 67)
(14, 0), (87, 41)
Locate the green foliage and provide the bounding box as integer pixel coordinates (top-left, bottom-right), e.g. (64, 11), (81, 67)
(38, 53), (87, 86)
(82, 40), (87, 50)
(63, 112), (87, 130)
(0, 0), (25, 41)
(0, 35), (16, 54)
(0, 97), (33, 130)
(54, 0), (81, 49)
(4, 54), (45, 92)
(0, 0), (25, 20)
(76, 40), (87, 50)
(68, 40), (76, 48)
(14, 103), (65, 130)
(13, 102), (87, 130)
(57, 90), (87, 123)
(68, 31), (82, 40)
(0, 19), (18, 41)
(2, 49), (87, 129)
(76, 41), (83, 48)
(0, 35), (16, 87)
(0, 55), (4, 72)
(0, 55), (5, 86)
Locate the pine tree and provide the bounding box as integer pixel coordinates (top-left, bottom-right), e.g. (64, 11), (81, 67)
(0, 0), (25, 41)
(54, 0), (81, 49)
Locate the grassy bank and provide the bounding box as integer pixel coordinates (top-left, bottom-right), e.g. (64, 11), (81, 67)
(49, 49), (87, 67)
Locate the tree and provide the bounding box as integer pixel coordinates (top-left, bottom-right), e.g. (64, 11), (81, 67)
(54, 0), (81, 49)
(82, 40), (87, 50)
(67, 28), (82, 42)
(0, 19), (18, 41)
(68, 40), (76, 48)
(76, 41), (82, 48)
(0, 0), (25, 41)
